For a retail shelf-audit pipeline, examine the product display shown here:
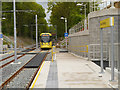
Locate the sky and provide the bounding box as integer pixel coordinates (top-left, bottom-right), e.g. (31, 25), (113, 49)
(37, 2), (51, 24)
(37, 0), (112, 24)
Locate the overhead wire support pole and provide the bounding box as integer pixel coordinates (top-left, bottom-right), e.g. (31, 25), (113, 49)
(13, 0), (17, 63)
(36, 15), (38, 49)
(0, 1), (3, 54)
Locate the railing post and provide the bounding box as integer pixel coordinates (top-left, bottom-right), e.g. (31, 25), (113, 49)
(52, 46), (56, 62)
(88, 45), (90, 61)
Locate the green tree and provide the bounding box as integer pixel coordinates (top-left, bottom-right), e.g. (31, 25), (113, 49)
(2, 2), (47, 40)
(48, 2), (98, 38)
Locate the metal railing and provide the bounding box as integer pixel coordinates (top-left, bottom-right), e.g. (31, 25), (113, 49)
(68, 45), (89, 58)
(69, 18), (88, 35)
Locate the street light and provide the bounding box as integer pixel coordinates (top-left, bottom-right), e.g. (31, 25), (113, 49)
(2, 17), (6, 20)
(0, 17), (6, 54)
(60, 16), (67, 49)
(36, 15), (38, 49)
(110, 0), (115, 8)
(77, 3), (87, 30)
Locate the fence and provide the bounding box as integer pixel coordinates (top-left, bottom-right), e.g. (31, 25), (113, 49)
(68, 45), (89, 58)
(69, 18), (88, 34)
(68, 8), (119, 70)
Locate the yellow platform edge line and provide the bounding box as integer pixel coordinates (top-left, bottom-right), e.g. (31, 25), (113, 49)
(31, 61), (45, 89)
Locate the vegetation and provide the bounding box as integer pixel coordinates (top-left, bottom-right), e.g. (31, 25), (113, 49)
(47, 2), (90, 37)
(2, 2), (47, 40)
(2, 2), (99, 40)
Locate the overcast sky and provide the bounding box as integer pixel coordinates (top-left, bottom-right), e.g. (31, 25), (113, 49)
(37, 1), (111, 24)
(37, 2), (51, 23)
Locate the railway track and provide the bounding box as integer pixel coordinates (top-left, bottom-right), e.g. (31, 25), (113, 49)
(0, 48), (36, 69)
(0, 46), (35, 62)
(0, 50), (49, 89)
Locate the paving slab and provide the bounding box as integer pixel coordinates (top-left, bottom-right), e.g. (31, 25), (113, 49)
(30, 48), (118, 89)
(56, 52), (112, 88)
(46, 61), (58, 88)
(30, 61), (50, 88)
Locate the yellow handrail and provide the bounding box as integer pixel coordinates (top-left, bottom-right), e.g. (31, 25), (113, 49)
(69, 45), (88, 53)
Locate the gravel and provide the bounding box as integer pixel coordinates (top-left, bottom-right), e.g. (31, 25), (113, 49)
(0, 55), (21, 66)
(1, 54), (37, 86)
(1, 50), (51, 88)
(1, 53), (14, 60)
(6, 68), (37, 88)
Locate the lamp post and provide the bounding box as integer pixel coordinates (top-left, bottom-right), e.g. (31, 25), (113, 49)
(36, 15), (38, 49)
(110, 0), (115, 8)
(77, 3), (87, 30)
(0, 19), (3, 54)
(54, 25), (57, 42)
(60, 17), (67, 49)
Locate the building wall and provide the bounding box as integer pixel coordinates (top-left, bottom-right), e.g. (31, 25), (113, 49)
(68, 30), (89, 58)
(118, 7), (120, 90)
(68, 8), (120, 70)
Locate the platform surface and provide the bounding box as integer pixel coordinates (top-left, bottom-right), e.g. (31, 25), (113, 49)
(30, 49), (118, 89)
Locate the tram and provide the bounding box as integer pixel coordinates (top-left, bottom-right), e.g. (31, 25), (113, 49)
(40, 33), (52, 49)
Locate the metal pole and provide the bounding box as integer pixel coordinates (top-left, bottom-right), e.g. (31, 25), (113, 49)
(110, 0), (115, 8)
(84, 4), (87, 30)
(55, 25), (57, 42)
(106, 1), (107, 9)
(85, 5), (86, 19)
(94, 0), (95, 11)
(0, 1), (3, 54)
(111, 26), (115, 81)
(13, 0), (17, 62)
(89, 2), (91, 12)
(36, 15), (38, 49)
(65, 18), (67, 49)
(100, 28), (104, 73)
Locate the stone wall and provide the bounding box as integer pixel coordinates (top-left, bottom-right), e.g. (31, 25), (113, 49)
(68, 30), (89, 58)
(68, 8), (120, 69)
(118, 7), (120, 90)
(88, 8), (120, 69)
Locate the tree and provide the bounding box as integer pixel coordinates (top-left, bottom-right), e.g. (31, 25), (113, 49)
(2, 2), (47, 40)
(48, 2), (98, 38)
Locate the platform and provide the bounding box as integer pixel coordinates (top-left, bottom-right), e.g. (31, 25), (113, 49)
(30, 49), (118, 89)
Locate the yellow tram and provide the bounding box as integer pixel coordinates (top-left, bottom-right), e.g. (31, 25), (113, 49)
(40, 33), (52, 49)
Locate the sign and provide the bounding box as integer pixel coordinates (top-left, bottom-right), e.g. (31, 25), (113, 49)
(0, 34), (3, 38)
(64, 33), (68, 37)
(100, 17), (114, 28)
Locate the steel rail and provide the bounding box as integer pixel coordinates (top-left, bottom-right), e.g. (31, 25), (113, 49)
(26, 50), (49, 89)
(0, 50), (42, 89)
(0, 48), (36, 69)
(0, 47), (35, 62)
